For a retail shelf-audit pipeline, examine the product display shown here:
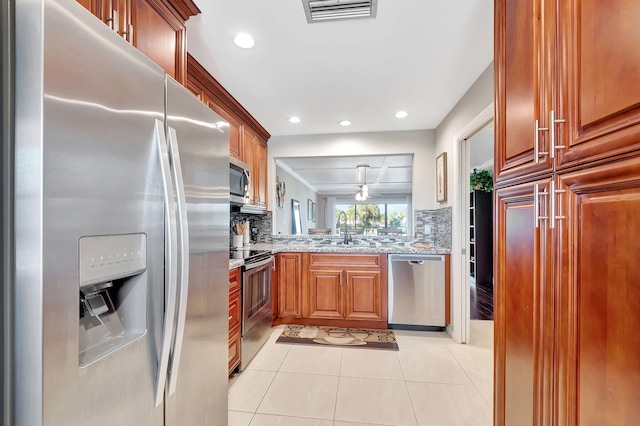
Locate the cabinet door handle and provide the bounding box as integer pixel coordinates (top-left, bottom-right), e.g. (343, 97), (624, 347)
(550, 180), (566, 229)
(535, 119), (549, 163)
(104, 16), (114, 30)
(122, 24), (133, 44)
(112, 10), (119, 35)
(535, 183), (549, 228)
(534, 183), (539, 228)
(549, 110), (566, 159)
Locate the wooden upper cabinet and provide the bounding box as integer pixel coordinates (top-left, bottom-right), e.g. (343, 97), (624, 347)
(557, 0), (640, 169)
(243, 128), (257, 203)
(185, 71), (205, 100)
(495, 0), (552, 185)
(241, 128), (267, 207)
(77, 0), (97, 14)
(255, 139), (268, 207)
(228, 122), (242, 160)
(131, 0), (186, 84)
(186, 54), (270, 164)
(76, 0), (199, 86)
(497, 0), (640, 184)
(555, 156), (640, 426)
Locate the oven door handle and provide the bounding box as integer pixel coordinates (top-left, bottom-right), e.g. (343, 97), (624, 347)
(244, 256), (274, 270)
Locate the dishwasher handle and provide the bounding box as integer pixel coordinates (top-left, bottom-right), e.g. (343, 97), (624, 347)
(389, 254), (444, 263)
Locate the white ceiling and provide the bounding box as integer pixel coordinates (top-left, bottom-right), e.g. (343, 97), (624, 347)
(185, 0), (494, 137)
(276, 154), (413, 196)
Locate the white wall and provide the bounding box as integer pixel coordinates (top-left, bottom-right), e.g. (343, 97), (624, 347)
(274, 164), (319, 235)
(268, 129), (437, 232)
(434, 62), (494, 343)
(266, 65), (493, 344)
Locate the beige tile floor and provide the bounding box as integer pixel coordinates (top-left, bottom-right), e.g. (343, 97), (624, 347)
(228, 321), (493, 426)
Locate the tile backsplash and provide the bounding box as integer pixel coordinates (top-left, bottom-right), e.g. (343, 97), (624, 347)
(414, 207), (452, 249)
(229, 208), (451, 249)
(230, 211), (273, 246)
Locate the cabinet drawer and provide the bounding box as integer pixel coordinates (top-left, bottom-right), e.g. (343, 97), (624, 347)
(308, 253), (381, 268)
(229, 290), (241, 331)
(228, 327), (241, 374)
(229, 268), (241, 293)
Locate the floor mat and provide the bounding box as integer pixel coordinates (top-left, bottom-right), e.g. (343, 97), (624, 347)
(276, 324), (398, 350)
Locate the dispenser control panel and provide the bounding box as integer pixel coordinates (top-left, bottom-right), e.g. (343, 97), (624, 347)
(79, 233), (147, 287)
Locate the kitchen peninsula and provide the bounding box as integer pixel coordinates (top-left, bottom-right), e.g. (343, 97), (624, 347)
(229, 234), (451, 332)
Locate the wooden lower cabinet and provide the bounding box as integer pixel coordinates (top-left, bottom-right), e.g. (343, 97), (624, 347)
(276, 252), (387, 329)
(555, 156), (640, 425)
(228, 268), (241, 374)
(495, 178), (553, 425)
(277, 253), (302, 319)
(307, 269), (343, 320)
(495, 155), (640, 425)
(228, 328), (241, 375)
(344, 269), (383, 321)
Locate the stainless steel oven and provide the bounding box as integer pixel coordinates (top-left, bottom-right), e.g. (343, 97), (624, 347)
(239, 250), (274, 370)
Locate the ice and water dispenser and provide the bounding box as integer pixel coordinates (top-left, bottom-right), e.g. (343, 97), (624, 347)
(78, 233), (148, 367)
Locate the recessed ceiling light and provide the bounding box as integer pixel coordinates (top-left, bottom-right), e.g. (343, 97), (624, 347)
(395, 111), (408, 118)
(339, 120), (351, 126)
(234, 33), (255, 49)
(288, 116), (301, 123)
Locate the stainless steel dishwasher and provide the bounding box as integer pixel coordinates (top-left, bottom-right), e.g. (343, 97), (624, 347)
(388, 254), (446, 330)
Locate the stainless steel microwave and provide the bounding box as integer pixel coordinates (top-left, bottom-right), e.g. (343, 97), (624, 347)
(230, 157), (251, 205)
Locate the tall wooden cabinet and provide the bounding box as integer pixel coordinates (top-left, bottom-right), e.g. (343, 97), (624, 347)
(495, 0), (640, 424)
(76, 0), (199, 85)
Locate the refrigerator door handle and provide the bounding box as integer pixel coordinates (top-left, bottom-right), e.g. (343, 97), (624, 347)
(154, 119), (179, 407)
(166, 126), (190, 396)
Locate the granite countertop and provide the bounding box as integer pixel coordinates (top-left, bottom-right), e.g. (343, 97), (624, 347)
(228, 241), (450, 270)
(229, 258), (244, 270)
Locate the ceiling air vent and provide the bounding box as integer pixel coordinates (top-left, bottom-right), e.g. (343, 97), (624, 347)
(302, 0), (378, 24)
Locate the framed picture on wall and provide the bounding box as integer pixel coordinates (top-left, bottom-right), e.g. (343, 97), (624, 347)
(307, 199), (313, 220)
(312, 202), (317, 222)
(436, 152), (447, 202)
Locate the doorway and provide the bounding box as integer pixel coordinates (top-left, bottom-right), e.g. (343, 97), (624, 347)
(454, 102), (493, 344)
(467, 123), (494, 320)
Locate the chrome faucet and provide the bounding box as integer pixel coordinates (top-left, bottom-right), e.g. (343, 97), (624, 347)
(337, 211), (351, 244)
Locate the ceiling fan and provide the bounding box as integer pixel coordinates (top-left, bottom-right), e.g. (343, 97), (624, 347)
(354, 164), (381, 200)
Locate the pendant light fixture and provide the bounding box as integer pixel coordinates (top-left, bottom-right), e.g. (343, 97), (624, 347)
(355, 165), (369, 201)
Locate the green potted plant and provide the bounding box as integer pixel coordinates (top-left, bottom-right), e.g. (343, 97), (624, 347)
(470, 168), (493, 192)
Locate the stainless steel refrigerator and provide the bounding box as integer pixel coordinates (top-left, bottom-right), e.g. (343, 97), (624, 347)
(3, 0), (230, 424)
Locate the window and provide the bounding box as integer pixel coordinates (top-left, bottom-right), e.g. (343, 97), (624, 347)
(335, 203), (407, 235)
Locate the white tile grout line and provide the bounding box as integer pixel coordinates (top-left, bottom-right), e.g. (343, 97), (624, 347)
(444, 336), (493, 412)
(333, 348), (345, 422)
(233, 326), (493, 424)
(247, 369), (278, 418)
